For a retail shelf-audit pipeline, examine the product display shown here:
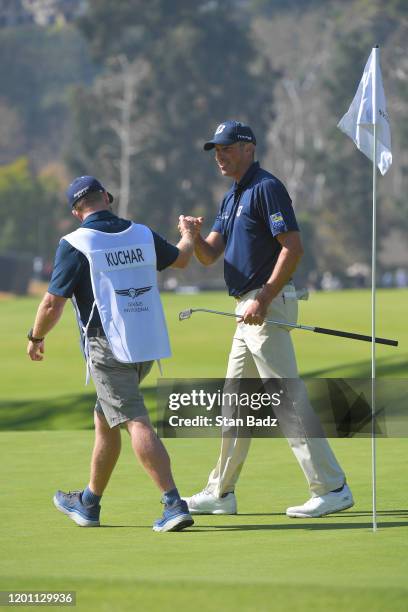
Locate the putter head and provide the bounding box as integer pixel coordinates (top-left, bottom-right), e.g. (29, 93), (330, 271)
(179, 309), (193, 321)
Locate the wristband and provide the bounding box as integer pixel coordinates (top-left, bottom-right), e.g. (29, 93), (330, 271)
(27, 328), (44, 343)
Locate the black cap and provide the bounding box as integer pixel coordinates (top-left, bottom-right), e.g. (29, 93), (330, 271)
(66, 176), (114, 208)
(204, 120), (256, 151)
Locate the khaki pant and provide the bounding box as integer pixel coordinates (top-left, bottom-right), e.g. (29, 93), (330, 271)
(206, 285), (346, 498)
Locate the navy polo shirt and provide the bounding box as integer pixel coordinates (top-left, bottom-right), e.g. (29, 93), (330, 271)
(48, 210), (179, 327)
(212, 161), (299, 297)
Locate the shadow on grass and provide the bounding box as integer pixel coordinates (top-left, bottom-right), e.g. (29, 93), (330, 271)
(100, 525), (152, 529)
(0, 387), (157, 431)
(340, 509), (408, 517)
(238, 509), (408, 517)
(96, 510), (408, 531)
(197, 520), (408, 531)
(98, 520), (406, 532)
(194, 508), (408, 532)
(100, 526), (196, 532)
(303, 354), (406, 378)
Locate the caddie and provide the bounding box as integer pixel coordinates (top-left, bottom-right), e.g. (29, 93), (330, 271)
(27, 175), (195, 532)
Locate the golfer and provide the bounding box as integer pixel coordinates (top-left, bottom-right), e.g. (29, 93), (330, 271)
(183, 121), (354, 518)
(27, 175), (195, 532)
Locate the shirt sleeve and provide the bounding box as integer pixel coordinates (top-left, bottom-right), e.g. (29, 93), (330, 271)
(211, 216), (223, 233)
(48, 239), (88, 298)
(151, 231), (180, 271)
(257, 179), (299, 237)
(211, 196), (227, 235)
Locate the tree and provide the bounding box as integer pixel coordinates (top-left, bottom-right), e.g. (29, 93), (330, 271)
(0, 24), (96, 166)
(67, 0), (278, 236)
(0, 98), (25, 165)
(302, 10), (408, 279)
(0, 158), (67, 260)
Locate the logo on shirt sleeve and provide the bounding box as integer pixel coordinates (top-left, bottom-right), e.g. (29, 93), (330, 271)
(269, 212), (287, 234)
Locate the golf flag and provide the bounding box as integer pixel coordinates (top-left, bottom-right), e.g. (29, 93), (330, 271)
(337, 48), (392, 175)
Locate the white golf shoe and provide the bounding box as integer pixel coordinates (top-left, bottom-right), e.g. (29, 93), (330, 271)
(182, 490), (237, 515)
(286, 484), (354, 518)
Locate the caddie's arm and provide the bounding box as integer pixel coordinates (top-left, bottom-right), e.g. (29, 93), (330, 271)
(243, 231), (304, 325)
(27, 292), (67, 361)
(171, 215), (197, 269)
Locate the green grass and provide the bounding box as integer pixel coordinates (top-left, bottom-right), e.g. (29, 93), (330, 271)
(1, 433), (407, 611)
(1, 289), (407, 611)
(0, 289), (406, 430)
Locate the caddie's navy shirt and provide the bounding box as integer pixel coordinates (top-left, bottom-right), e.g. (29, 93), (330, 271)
(212, 161), (299, 297)
(48, 210), (179, 327)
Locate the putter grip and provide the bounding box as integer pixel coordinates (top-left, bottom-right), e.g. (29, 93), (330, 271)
(314, 327), (398, 347)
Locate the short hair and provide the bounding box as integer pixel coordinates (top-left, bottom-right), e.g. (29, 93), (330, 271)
(239, 142), (256, 159)
(73, 190), (105, 212)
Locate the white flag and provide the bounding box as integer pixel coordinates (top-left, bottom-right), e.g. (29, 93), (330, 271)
(337, 48), (392, 175)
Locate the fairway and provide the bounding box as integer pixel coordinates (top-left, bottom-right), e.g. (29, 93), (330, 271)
(1, 289), (407, 611)
(1, 289), (406, 428)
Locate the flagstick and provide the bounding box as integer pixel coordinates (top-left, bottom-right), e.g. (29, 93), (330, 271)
(338, 45), (392, 531)
(371, 45), (379, 532)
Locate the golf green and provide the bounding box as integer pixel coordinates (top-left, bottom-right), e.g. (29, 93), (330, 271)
(1, 433), (407, 611)
(1, 289), (407, 610)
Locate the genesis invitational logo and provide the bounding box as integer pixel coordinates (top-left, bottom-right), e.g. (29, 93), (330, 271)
(115, 286), (152, 299)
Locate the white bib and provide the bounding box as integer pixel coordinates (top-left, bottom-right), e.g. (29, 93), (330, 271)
(63, 223), (171, 365)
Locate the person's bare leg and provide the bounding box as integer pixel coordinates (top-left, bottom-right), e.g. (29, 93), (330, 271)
(126, 417), (176, 493)
(88, 411), (122, 496)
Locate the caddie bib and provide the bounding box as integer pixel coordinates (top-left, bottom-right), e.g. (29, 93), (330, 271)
(63, 223), (171, 365)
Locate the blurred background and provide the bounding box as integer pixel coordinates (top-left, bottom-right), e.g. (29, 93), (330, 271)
(0, 0), (407, 295)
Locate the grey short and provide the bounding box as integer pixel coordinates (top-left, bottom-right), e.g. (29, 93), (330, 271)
(88, 336), (153, 428)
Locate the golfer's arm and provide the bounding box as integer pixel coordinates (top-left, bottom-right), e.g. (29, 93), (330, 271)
(32, 292), (67, 338)
(194, 231), (225, 265)
(171, 230), (195, 269)
(256, 231), (304, 306)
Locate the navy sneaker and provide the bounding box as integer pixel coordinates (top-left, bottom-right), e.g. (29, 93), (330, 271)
(153, 499), (194, 532)
(53, 490), (100, 527)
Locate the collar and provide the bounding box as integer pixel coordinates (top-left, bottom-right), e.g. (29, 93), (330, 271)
(234, 161), (260, 192)
(81, 210), (117, 227)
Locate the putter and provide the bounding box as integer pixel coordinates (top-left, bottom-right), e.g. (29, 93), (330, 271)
(179, 308), (398, 347)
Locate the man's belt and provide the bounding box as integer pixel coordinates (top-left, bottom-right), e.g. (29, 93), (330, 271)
(235, 288), (309, 302)
(87, 327), (106, 338)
